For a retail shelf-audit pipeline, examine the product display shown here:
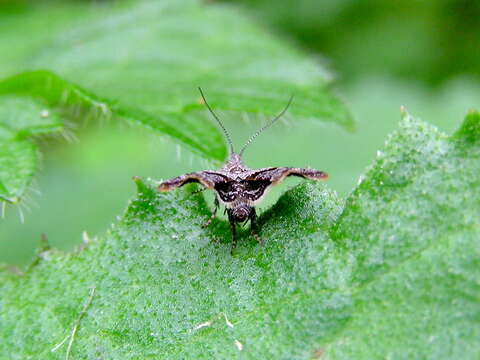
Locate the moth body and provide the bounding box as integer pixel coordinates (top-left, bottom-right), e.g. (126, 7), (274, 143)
(157, 88), (328, 253)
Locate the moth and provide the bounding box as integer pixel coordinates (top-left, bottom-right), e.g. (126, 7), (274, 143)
(158, 88), (328, 253)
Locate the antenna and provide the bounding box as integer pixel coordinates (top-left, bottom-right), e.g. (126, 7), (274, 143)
(198, 87), (235, 154)
(239, 95), (293, 157)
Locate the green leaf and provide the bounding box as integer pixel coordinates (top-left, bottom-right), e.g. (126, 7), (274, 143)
(1, 110), (478, 358)
(325, 110), (480, 358)
(0, 70), (225, 161)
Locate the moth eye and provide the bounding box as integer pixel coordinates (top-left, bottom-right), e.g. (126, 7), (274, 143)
(214, 182), (235, 201)
(245, 180), (269, 191)
(216, 182), (228, 191)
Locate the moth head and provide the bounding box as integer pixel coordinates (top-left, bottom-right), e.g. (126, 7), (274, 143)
(231, 204), (252, 222)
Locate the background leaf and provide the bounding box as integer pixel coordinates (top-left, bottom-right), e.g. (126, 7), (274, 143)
(0, 0), (352, 153)
(23, 0), (352, 127)
(0, 70), (225, 162)
(224, 0), (480, 85)
(1, 111), (478, 358)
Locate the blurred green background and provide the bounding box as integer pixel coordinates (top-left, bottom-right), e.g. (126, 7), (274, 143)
(1, 0), (479, 266)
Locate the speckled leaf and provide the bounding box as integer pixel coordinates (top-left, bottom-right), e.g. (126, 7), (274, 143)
(1, 111), (478, 358)
(323, 110), (480, 359)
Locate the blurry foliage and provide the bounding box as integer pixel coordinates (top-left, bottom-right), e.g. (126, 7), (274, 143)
(225, 0), (480, 85)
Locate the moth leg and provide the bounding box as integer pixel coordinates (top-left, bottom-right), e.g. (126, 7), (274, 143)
(209, 235), (221, 244)
(202, 196), (219, 228)
(249, 209), (264, 246)
(226, 210), (237, 254)
(230, 219), (237, 255)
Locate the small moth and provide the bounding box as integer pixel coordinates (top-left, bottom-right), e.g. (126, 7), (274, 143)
(158, 88), (328, 253)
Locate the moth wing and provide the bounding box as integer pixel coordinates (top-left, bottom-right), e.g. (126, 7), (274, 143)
(158, 171), (231, 192)
(247, 167), (328, 185)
